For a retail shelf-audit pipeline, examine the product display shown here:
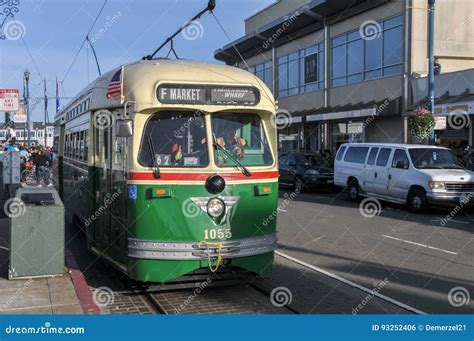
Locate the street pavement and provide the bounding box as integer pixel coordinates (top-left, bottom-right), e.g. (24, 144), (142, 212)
(2, 188), (473, 314)
(276, 186), (474, 314)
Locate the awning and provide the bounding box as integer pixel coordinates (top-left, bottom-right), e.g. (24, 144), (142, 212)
(279, 97), (402, 123)
(405, 88), (474, 116)
(439, 129), (469, 140)
(215, 0), (391, 64)
(307, 107), (376, 122)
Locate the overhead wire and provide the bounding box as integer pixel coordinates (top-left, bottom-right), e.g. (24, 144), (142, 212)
(61, 0), (108, 84)
(210, 12), (275, 105)
(21, 38), (43, 79)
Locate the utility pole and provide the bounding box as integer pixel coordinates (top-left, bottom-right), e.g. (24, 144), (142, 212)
(22, 72), (26, 143)
(44, 78), (48, 148)
(24, 69), (31, 146)
(428, 0), (435, 144)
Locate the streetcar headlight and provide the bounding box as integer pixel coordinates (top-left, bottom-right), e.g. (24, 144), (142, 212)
(207, 198), (225, 218)
(428, 181), (445, 190)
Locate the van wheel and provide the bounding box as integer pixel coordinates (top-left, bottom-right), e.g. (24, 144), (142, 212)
(408, 188), (428, 213)
(347, 180), (360, 202)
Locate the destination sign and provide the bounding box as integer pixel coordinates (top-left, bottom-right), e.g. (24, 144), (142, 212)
(157, 84), (260, 106)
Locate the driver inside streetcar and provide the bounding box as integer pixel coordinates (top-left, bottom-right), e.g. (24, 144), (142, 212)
(216, 127), (247, 165)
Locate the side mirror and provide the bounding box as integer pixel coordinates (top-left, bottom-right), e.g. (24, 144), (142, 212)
(116, 119), (133, 138)
(396, 161), (408, 169)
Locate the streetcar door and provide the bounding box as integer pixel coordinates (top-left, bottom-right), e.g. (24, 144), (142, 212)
(93, 123), (113, 253)
(109, 123), (128, 264)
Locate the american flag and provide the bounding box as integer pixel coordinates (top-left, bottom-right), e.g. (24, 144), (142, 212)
(106, 68), (122, 99)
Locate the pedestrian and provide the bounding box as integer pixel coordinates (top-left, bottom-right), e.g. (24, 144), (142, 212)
(3, 138), (17, 152)
(322, 149), (332, 160)
(434, 58), (442, 75)
(19, 145), (30, 175)
(32, 148), (52, 187)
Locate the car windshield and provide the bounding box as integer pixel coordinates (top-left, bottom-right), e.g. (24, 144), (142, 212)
(408, 148), (463, 169)
(138, 111), (208, 168)
(296, 154), (328, 167)
(211, 113), (273, 167)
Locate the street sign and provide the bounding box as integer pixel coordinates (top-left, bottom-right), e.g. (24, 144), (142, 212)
(13, 100), (27, 123)
(434, 116), (447, 130)
(0, 89), (20, 112)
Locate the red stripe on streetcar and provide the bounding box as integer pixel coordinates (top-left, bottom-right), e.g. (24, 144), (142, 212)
(128, 171), (279, 181)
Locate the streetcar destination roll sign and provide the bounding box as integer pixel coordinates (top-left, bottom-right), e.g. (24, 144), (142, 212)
(157, 84), (259, 105)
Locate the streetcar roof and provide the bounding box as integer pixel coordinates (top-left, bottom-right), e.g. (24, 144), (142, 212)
(54, 59), (276, 122)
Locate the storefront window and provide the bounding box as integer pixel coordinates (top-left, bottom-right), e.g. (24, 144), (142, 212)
(278, 125), (302, 152)
(249, 61), (273, 93)
(331, 15), (403, 86)
(278, 43), (325, 97)
(331, 121), (364, 150)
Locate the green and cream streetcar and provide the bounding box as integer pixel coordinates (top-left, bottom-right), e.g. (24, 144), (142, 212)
(54, 59), (279, 282)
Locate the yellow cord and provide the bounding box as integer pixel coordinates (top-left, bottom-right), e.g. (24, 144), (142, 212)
(198, 241), (223, 273)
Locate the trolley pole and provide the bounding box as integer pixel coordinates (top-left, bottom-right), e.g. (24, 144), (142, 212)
(24, 69), (31, 146)
(428, 0), (435, 144)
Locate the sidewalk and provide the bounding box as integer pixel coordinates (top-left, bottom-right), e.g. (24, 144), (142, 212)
(0, 216), (89, 314)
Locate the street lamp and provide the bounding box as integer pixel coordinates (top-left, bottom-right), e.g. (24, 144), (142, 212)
(24, 69), (30, 146)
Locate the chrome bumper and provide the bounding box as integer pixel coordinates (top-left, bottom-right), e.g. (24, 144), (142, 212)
(427, 192), (474, 204)
(128, 234), (278, 260)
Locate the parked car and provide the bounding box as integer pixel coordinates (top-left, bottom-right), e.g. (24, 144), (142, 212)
(279, 152), (334, 191)
(334, 143), (474, 213)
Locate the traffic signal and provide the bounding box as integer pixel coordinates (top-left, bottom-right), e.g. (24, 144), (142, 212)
(4, 112), (11, 127)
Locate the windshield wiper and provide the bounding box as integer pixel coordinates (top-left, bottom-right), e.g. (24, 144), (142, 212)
(213, 141), (252, 177)
(147, 134), (161, 178)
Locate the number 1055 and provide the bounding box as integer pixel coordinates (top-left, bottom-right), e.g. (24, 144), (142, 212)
(204, 228), (232, 240)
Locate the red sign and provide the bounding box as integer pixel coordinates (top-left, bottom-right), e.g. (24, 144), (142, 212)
(0, 89), (20, 112)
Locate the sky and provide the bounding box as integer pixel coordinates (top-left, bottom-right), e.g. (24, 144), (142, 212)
(0, 0), (274, 122)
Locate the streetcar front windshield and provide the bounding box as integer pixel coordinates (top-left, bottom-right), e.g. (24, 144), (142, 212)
(211, 113), (273, 167)
(139, 111), (208, 168)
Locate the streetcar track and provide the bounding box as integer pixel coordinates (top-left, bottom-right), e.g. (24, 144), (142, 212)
(104, 268), (298, 315)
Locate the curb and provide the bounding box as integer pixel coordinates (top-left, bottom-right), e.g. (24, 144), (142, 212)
(65, 249), (101, 314)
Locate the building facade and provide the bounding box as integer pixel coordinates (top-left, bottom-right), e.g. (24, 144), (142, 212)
(0, 122), (54, 147)
(215, 0), (474, 154)
(411, 68), (474, 159)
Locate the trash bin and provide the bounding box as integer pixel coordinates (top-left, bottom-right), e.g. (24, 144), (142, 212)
(1, 152), (21, 218)
(0, 161), (5, 218)
(8, 187), (65, 279)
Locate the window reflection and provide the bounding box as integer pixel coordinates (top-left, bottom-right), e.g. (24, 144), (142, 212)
(331, 15), (404, 86)
(278, 42), (325, 98)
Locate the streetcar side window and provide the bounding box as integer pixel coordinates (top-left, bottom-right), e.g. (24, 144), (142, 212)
(65, 134), (69, 158)
(84, 131), (89, 162)
(138, 111), (209, 168)
(104, 130), (109, 161)
(94, 127), (100, 165)
(79, 131), (84, 161)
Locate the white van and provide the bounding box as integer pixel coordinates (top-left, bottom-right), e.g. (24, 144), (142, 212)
(334, 143), (474, 212)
